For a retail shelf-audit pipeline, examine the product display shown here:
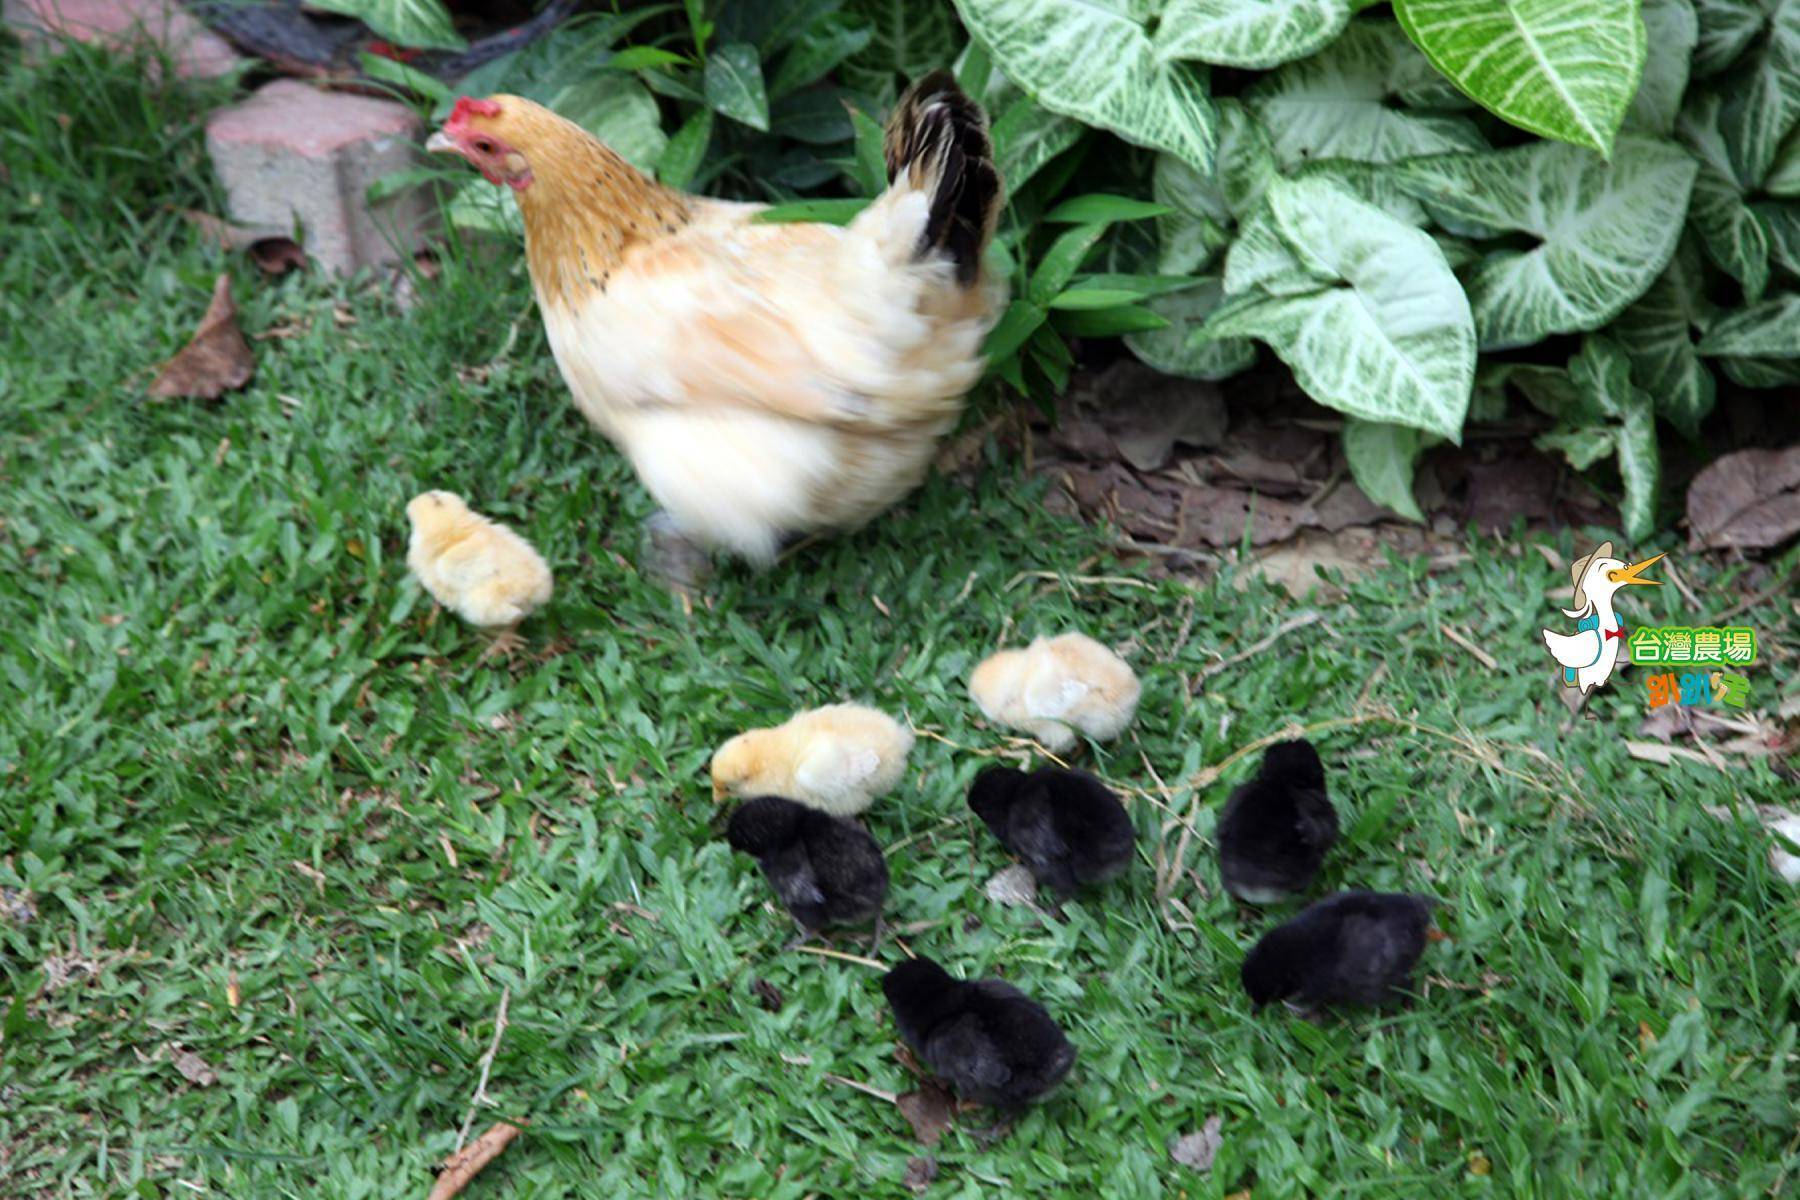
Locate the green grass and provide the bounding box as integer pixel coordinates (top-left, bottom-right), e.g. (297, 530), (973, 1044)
(3, 41), (1798, 1200)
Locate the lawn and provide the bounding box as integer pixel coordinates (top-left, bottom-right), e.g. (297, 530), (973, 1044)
(2, 42), (1798, 1200)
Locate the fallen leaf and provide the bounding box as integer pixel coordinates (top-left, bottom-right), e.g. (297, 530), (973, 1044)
(1235, 529), (1370, 599)
(1638, 1020), (1655, 1051)
(902, 1155), (938, 1193)
(428, 1121), (524, 1200)
(1090, 362), (1228, 471)
(148, 274), (254, 400)
(171, 1046), (218, 1087)
(250, 238), (307, 275)
(751, 978), (785, 1011)
(1687, 445), (1800, 551)
(1468, 1151), (1492, 1177)
(896, 1083), (955, 1147)
(984, 864), (1038, 908)
(1170, 1114), (1223, 1172)
(226, 970), (241, 1009)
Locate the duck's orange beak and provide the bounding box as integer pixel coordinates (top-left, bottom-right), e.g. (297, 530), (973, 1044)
(1607, 553), (1664, 587)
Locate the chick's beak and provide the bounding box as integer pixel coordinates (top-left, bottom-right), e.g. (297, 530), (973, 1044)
(425, 130), (457, 155)
(1606, 553), (1665, 587)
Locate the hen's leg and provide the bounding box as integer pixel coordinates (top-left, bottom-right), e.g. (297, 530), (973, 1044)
(478, 626), (525, 664)
(644, 511), (712, 594)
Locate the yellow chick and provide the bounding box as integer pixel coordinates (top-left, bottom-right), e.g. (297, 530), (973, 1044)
(711, 704), (914, 817)
(405, 490), (553, 660)
(969, 633), (1141, 753)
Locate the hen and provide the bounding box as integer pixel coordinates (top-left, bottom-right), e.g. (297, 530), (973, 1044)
(427, 75), (1001, 580)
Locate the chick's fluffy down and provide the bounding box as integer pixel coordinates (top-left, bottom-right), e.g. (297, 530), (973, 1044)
(711, 704), (913, 817)
(405, 491), (553, 629)
(969, 633), (1140, 752)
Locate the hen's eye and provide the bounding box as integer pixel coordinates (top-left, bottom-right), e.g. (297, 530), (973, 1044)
(474, 138), (495, 154)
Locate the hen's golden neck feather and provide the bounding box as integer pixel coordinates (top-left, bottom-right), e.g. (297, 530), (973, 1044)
(489, 101), (691, 309)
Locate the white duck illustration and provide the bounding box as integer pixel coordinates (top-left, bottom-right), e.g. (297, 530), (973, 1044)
(1542, 541), (1663, 693)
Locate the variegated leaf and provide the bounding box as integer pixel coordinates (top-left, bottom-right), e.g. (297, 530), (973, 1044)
(1626, 0), (1698, 135)
(1125, 278), (1258, 379)
(1395, 136), (1697, 349)
(1696, 294), (1800, 355)
(1610, 236), (1718, 438)
(1246, 19), (1486, 168)
(953, 0), (1216, 171)
(1342, 418), (1431, 520)
(1714, 0), (1800, 181)
(1156, 0), (1353, 70)
(1678, 89), (1772, 298)
(1204, 176), (1475, 439)
(1391, 0), (1647, 155)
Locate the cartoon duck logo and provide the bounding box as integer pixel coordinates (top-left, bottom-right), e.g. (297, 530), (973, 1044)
(1541, 541), (1664, 693)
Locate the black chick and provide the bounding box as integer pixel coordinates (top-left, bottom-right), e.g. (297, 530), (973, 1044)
(882, 956), (1076, 1110)
(725, 796), (889, 942)
(967, 766), (1135, 893)
(1215, 739), (1338, 903)
(1240, 891), (1439, 1011)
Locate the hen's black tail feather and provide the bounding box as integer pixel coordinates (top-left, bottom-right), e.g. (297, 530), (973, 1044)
(885, 70), (1002, 287)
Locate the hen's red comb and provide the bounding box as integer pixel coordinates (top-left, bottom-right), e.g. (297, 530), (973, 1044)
(448, 96), (501, 127)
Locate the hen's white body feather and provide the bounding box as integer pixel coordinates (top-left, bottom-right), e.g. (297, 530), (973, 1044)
(538, 191), (995, 561)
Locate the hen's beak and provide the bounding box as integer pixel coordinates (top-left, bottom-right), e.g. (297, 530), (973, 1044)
(425, 130), (457, 155)
(1607, 553), (1665, 587)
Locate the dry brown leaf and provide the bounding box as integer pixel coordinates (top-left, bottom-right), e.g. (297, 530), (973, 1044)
(1170, 1114), (1223, 1172)
(896, 1083), (955, 1147)
(1235, 529), (1370, 599)
(250, 238), (307, 275)
(148, 274), (254, 400)
(171, 1046), (218, 1087)
(428, 1121), (524, 1200)
(1686, 445), (1800, 551)
(902, 1155), (938, 1193)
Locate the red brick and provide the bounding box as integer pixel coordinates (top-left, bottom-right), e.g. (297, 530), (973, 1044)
(206, 80), (437, 277)
(3, 0), (244, 78)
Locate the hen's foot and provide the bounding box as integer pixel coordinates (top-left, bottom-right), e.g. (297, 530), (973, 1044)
(478, 628), (525, 665)
(645, 512), (712, 594)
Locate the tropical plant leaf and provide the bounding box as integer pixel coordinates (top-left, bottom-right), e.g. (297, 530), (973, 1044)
(1692, 0), (1766, 76)
(1151, 154), (1232, 274)
(769, 19), (874, 97)
(1395, 136), (1697, 348)
(843, 0), (962, 104)
(1626, 0), (1698, 135)
(1124, 278), (1257, 380)
(1294, 160), (1431, 226)
(1215, 100), (1279, 220)
(552, 75), (670, 171)
(1342, 418), (1430, 520)
(1677, 89), (1772, 298)
(705, 41), (772, 131)
(1714, 0), (1800, 181)
(1246, 18), (1487, 167)
(1156, 0), (1353, 70)
(953, 0), (1217, 171)
(1611, 236), (1717, 438)
(1392, 0), (1647, 155)
(1766, 123), (1800, 194)
(991, 96), (1083, 194)
(308, 0), (464, 51)
(1203, 175), (1476, 440)
(657, 109), (714, 190)
(1718, 356), (1800, 385)
(1696, 294), (1800, 355)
